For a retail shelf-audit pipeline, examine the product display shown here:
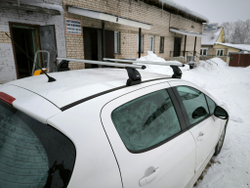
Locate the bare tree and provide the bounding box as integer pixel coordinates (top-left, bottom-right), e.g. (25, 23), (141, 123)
(221, 19), (250, 44)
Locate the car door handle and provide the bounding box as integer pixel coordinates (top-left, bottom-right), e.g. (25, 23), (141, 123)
(139, 168), (160, 187)
(197, 132), (204, 141)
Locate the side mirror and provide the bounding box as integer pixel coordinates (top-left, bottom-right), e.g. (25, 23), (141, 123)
(214, 106), (229, 120)
(192, 107), (208, 119)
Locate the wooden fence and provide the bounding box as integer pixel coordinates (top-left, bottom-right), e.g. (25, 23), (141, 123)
(229, 54), (250, 67)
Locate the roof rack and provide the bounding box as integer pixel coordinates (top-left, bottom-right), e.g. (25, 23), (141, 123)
(56, 57), (183, 86)
(103, 58), (184, 79)
(57, 58), (146, 86)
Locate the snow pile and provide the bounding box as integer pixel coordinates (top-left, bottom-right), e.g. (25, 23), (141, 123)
(137, 51), (166, 62)
(135, 51), (190, 75)
(194, 57), (228, 70)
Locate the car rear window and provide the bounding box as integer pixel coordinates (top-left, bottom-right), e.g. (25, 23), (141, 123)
(0, 100), (76, 188)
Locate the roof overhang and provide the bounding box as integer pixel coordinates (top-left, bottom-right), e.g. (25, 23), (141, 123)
(0, 0), (62, 15)
(67, 6), (152, 30)
(170, 27), (205, 37)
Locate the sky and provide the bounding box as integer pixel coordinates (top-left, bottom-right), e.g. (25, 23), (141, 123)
(173, 0), (250, 25)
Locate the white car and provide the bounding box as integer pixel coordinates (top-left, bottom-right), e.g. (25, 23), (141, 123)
(0, 60), (228, 188)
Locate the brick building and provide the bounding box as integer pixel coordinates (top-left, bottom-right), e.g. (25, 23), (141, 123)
(0, 0), (208, 83)
(63, 0), (208, 69)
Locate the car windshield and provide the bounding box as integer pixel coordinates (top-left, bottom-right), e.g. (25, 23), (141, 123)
(0, 100), (76, 188)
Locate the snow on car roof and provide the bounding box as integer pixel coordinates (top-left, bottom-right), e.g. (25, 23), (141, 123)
(6, 68), (168, 109)
(201, 27), (223, 45)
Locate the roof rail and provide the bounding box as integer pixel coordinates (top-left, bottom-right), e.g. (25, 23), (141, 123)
(56, 58), (146, 86)
(103, 58), (184, 79)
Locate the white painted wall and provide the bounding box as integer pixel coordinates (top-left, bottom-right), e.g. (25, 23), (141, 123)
(0, 1), (66, 83)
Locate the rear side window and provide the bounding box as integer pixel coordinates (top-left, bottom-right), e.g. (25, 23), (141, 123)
(177, 86), (209, 126)
(111, 89), (181, 152)
(0, 100), (76, 188)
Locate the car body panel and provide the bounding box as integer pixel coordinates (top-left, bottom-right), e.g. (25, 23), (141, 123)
(47, 99), (123, 188)
(0, 84), (61, 123)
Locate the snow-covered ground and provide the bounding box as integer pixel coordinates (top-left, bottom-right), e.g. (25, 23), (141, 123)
(137, 52), (250, 188)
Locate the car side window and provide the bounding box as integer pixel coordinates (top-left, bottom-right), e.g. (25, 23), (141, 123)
(205, 95), (216, 114)
(176, 86), (209, 126)
(111, 89), (181, 152)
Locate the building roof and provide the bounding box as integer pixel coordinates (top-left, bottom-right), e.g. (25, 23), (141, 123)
(215, 42), (250, 52)
(201, 27), (223, 45)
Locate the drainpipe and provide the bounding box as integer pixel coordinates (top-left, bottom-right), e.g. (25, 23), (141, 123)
(102, 20), (105, 60)
(183, 35), (187, 57)
(193, 36), (197, 59)
(139, 28), (141, 58)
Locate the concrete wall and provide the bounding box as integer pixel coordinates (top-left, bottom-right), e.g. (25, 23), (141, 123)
(0, 1), (66, 83)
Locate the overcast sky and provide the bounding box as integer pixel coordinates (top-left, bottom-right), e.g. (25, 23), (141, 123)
(173, 0), (250, 24)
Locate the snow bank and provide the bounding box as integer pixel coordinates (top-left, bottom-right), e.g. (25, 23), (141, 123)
(135, 51), (190, 75)
(137, 51), (166, 62)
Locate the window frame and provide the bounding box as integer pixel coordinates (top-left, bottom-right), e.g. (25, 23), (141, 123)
(172, 86), (215, 129)
(149, 35), (154, 52)
(216, 49), (224, 57)
(159, 36), (164, 53)
(200, 48), (208, 56)
(114, 31), (120, 54)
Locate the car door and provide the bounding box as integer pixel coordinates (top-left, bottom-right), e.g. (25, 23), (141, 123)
(101, 82), (196, 188)
(169, 81), (222, 173)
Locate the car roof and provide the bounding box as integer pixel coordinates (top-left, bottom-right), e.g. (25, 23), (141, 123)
(6, 68), (170, 109)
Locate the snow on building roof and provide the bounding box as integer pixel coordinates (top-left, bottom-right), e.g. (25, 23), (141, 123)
(18, 0), (63, 12)
(215, 42), (250, 52)
(160, 0), (209, 22)
(201, 27), (223, 45)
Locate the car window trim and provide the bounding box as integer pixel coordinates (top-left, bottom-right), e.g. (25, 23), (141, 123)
(172, 86), (214, 129)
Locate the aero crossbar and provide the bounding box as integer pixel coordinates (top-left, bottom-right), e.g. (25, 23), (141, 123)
(103, 58), (183, 67)
(57, 58), (146, 69)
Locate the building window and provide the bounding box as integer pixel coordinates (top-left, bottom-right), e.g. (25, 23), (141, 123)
(159, 36), (164, 53)
(114, 31), (120, 54)
(200, 48), (208, 56)
(216, 49), (224, 57)
(149, 36), (154, 52)
(138, 34), (144, 53)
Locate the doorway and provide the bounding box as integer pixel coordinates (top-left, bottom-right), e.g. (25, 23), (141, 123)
(173, 37), (182, 57)
(10, 23), (57, 78)
(83, 27), (114, 68)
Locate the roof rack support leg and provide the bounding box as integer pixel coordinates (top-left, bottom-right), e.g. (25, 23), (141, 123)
(125, 67), (142, 86)
(170, 65), (182, 79)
